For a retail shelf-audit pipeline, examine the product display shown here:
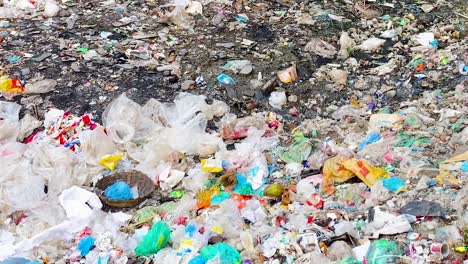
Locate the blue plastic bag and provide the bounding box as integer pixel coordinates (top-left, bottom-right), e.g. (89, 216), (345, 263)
(381, 177), (406, 193)
(217, 74), (235, 84)
(461, 161), (468, 172)
(188, 256), (207, 264)
(358, 132), (381, 150)
(104, 181), (133, 200)
(77, 236), (95, 256)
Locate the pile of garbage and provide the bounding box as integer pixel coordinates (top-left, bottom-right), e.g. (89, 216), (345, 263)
(0, 83), (467, 263)
(1, 0), (468, 262)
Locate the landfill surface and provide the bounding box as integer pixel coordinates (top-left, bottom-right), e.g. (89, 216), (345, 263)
(1, 0), (467, 263)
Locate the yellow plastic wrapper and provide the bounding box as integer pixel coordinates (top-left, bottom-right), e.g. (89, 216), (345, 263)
(340, 158), (390, 187)
(201, 158), (223, 173)
(322, 156), (390, 195)
(99, 153), (124, 171)
(322, 156), (355, 195)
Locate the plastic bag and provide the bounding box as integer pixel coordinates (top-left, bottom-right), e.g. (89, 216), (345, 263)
(322, 157), (390, 195)
(219, 115), (268, 140)
(269, 91), (287, 109)
(18, 114), (42, 141)
(161, 0), (193, 29)
(29, 142), (90, 196)
(182, 165), (211, 193)
(77, 236), (95, 256)
(332, 105), (367, 120)
(365, 240), (402, 264)
(0, 101), (21, 142)
(102, 93), (155, 144)
(104, 181), (133, 200)
(199, 243), (241, 264)
(322, 156), (356, 195)
(99, 153), (124, 171)
(0, 79), (25, 100)
(381, 177), (407, 193)
(134, 221), (171, 256)
(368, 114), (403, 131)
(358, 132), (381, 150)
(278, 133), (312, 163)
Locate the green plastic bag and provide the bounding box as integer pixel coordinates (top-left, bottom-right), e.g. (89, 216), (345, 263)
(277, 132), (312, 163)
(366, 240), (403, 264)
(134, 221), (171, 256)
(200, 243), (241, 264)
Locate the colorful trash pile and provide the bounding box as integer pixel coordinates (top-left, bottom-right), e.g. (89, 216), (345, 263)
(0, 86), (466, 263)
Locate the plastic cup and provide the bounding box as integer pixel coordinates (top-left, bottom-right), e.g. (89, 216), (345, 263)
(430, 243), (449, 257)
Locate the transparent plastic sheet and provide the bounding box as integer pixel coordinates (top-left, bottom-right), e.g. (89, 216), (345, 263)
(216, 129), (278, 190)
(217, 128), (278, 170)
(0, 0), (33, 18)
(164, 195), (197, 225)
(129, 138), (178, 168)
(0, 101), (21, 142)
(160, 94), (227, 155)
(1, 158), (46, 214)
(0, 0), (59, 18)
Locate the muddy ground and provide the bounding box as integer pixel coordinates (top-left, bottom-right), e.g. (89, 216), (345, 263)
(1, 0), (467, 125)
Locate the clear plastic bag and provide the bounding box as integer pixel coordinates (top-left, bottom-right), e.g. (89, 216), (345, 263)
(102, 93), (156, 144)
(18, 113), (42, 141)
(29, 142), (90, 196)
(78, 126), (120, 167)
(0, 101), (21, 142)
(332, 105), (367, 120)
(105, 93), (227, 156)
(160, 0), (193, 29)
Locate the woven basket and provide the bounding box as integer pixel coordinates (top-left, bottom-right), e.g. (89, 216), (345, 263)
(95, 170), (155, 208)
